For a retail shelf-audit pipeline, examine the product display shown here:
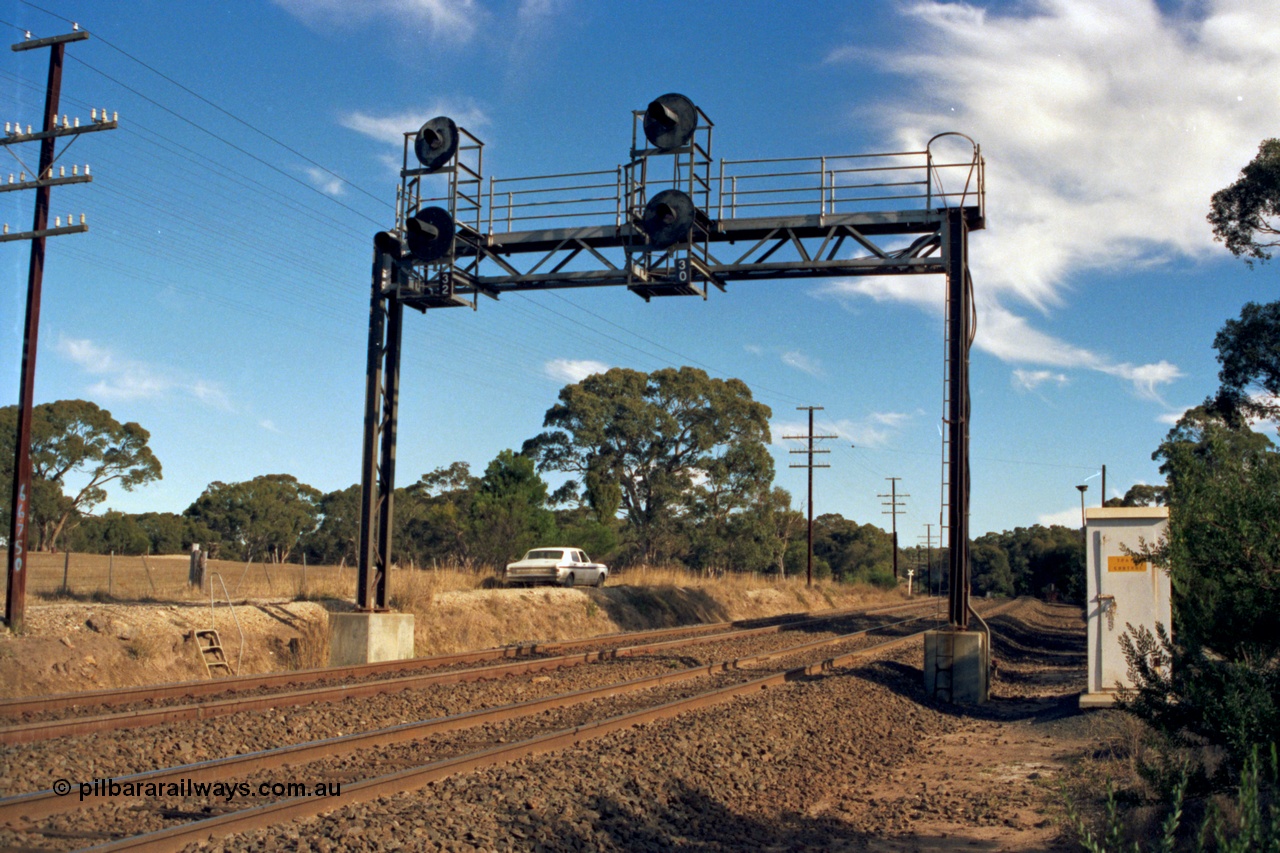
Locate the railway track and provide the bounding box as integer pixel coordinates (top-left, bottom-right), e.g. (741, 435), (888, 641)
(0, 596), (1008, 852)
(0, 598), (940, 744)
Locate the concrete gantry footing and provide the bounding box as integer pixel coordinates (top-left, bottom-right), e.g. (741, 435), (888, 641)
(328, 611), (415, 666)
(924, 629), (990, 704)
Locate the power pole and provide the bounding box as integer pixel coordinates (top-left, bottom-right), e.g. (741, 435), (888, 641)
(2, 26), (116, 633)
(784, 406), (836, 588)
(878, 477), (909, 581)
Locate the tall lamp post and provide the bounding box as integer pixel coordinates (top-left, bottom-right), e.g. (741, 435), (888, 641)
(1076, 483), (1089, 566)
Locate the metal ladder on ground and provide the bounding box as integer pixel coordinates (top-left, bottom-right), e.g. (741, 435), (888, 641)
(194, 572), (244, 678)
(194, 629), (233, 677)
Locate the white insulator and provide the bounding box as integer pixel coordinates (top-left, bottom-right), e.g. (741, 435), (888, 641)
(62, 115), (68, 128)
(3, 123), (8, 133)
(54, 216), (61, 227)
(19, 172), (25, 181)
(91, 108), (97, 121)
(72, 165), (78, 176)
(85, 164), (90, 176)
(79, 213), (85, 225)
(59, 166), (65, 177)
(26, 125), (31, 134)
(112, 111), (117, 122)
(3, 225), (8, 234)
(74, 117), (79, 127)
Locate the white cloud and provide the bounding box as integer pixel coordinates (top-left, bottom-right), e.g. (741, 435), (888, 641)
(259, 419), (282, 433)
(1038, 506), (1087, 528)
(880, 1), (1280, 307)
(56, 336), (232, 409)
(817, 285), (1184, 401)
(822, 2), (1280, 399)
(743, 343), (764, 356)
(340, 102), (489, 148)
(773, 411), (912, 449)
(275, 0), (479, 42)
(544, 358), (610, 384)
(780, 350), (823, 376)
(1012, 369), (1068, 392)
(303, 167), (345, 197)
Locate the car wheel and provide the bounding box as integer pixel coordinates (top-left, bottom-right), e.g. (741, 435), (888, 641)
(563, 572), (576, 588)
(594, 572), (606, 588)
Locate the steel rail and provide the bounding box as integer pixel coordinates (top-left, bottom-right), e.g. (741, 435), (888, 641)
(0, 604), (891, 719)
(0, 610), (947, 826)
(0, 604), (932, 743)
(68, 621), (950, 853)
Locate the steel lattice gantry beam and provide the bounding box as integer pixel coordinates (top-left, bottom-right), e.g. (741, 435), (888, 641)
(357, 102), (982, 630)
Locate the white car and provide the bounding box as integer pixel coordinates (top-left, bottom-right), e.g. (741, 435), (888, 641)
(504, 548), (609, 588)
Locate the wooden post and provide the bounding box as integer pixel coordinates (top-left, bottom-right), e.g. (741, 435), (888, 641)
(140, 553), (157, 594)
(61, 550), (70, 594)
(108, 550), (113, 597)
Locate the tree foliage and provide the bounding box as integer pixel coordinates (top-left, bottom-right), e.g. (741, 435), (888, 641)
(1210, 300), (1280, 426)
(809, 513), (898, 588)
(1103, 483), (1168, 507)
(185, 474), (321, 562)
(523, 367), (773, 564)
(1121, 407), (1280, 771)
(971, 542), (1014, 596)
(1208, 138), (1280, 265)
(973, 525), (1084, 601)
(468, 450), (556, 568)
(0, 400), (162, 551)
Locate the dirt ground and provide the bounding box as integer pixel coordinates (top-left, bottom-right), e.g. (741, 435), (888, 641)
(0, 593), (1113, 849)
(855, 600), (1102, 852)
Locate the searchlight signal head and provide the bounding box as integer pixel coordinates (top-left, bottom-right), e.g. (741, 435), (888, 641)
(643, 93), (697, 151)
(413, 116), (459, 172)
(642, 189), (695, 249)
(404, 206), (456, 262)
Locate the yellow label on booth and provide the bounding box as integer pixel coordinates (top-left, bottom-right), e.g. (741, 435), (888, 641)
(1108, 556), (1147, 573)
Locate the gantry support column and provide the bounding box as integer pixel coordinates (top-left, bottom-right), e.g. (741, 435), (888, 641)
(944, 207), (971, 630)
(357, 249), (403, 612)
(339, 247), (414, 665)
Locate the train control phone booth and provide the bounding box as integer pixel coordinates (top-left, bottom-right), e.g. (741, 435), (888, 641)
(1080, 506), (1171, 708)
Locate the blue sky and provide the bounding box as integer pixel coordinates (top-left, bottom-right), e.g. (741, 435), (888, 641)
(2, 0), (1276, 543)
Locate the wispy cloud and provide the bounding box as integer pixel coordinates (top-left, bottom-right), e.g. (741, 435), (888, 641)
(780, 350), (823, 377)
(302, 167), (345, 197)
(56, 336), (232, 409)
(544, 358), (610, 384)
(259, 419), (283, 433)
(1013, 369), (1069, 392)
(817, 285), (1184, 401)
(275, 0), (479, 43)
(773, 411), (912, 450)
(340, 101), (489, 147)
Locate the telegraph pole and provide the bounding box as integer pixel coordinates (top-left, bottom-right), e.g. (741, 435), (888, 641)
(879, 477), (909, 581)
(2, 27), (115, 633)
(785, 406), (836, 588)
